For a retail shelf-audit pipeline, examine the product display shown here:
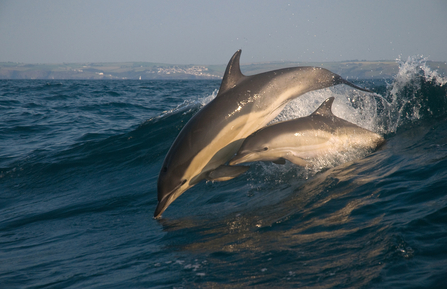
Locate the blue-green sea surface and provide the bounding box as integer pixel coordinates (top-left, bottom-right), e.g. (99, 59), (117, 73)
(1, 57), (447, 288)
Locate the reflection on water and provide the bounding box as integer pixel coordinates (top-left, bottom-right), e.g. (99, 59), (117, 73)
(157, 148), (400, 287)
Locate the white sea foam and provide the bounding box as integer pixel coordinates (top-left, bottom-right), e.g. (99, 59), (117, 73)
(199, 88), (219, 106)
(277, 55), (446, 135)
(193, 56), (446, 174)
(268, 56), (446, 173)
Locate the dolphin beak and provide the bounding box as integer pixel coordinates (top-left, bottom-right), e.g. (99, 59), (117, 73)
(154, 195), (173, 219)
(154, 181), (185, 218)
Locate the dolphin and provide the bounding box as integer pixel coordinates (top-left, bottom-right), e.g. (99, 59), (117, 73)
(155, 50), (371, 218)
(229, 97), (385, 167)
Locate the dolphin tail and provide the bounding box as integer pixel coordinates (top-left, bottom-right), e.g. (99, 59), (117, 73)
(339, 78), (372, 93)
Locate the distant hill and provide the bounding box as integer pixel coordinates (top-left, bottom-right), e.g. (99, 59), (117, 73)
(0, 60), (446, 80)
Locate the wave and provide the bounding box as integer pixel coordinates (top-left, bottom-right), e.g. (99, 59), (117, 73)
(2, 59), (445, 186)
(2, 61), (447, 288)
(259, 56), (447, 173)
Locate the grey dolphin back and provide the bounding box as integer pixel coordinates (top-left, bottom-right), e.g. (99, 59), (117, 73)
(229, 96), (385, 167)
(155, 50), (373, 218)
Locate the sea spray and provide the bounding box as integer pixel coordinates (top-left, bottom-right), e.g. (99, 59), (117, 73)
(2, 78), (447, 288)
(259, 56), (447, 175)
(382, 55), (447, 132)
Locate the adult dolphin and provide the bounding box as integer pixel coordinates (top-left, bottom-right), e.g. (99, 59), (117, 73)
(230, 97), (385, 167)
(155, 50), (371, 218)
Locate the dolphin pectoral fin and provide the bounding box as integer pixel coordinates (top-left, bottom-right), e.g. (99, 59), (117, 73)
(206, 165), (250, 182)
(272, 158), (286, 165)
(285, 155), (309, 167)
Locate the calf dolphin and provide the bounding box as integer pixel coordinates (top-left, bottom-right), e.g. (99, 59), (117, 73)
(229, 97), (385, 167)
(155, 50), (371, 218)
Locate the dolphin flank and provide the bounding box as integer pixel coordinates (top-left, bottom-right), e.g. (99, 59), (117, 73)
(229, 97), (385, 167)
(155, 50), (371, 218)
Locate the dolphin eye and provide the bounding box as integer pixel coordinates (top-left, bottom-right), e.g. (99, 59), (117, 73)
(181, 180), (187, 185)
(263, 147), (268, 151)
(162, 166), (168, 173)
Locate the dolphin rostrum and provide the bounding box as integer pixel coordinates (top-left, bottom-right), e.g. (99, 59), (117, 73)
(229, 97), (385, 167)
(155, 50), (371, 218)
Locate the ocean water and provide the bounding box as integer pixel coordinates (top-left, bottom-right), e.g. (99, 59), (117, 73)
(1, 57), (447, 288)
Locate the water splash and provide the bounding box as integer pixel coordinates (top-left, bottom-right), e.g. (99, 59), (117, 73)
(382, 55), (447, 133)
(156, 58), (446, 176)
(269, 55), (447, 174)
(393, 55), (447, 88)
(277, 56), (446, 136)
(145, 89), (218, 124)
(199, 88), (219, 106)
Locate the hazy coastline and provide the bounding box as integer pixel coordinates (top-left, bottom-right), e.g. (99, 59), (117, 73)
(2, 60), (446, 80)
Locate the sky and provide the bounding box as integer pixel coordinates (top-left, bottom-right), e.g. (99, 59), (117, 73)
(1, 0), (446, 65)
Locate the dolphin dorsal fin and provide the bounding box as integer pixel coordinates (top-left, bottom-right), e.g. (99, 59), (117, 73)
(217, 50), (245, 95)
(312, 97), (335, 117)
